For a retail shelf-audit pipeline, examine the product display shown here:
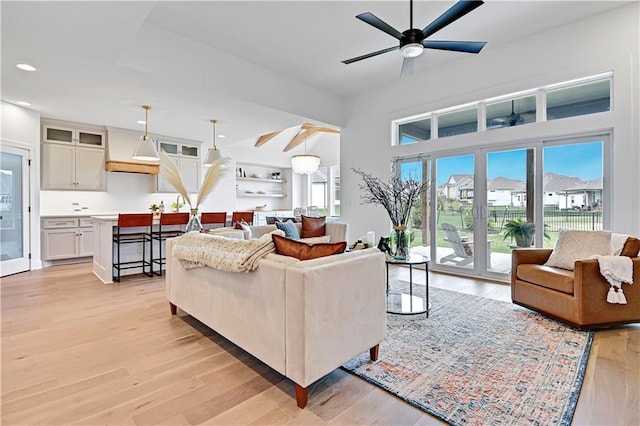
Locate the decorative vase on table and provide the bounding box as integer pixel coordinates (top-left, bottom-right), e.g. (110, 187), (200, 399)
(185, 208), (203, 232)
(392, 225), (410, 259)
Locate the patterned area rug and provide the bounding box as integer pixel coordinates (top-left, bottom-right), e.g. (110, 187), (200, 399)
(343, 287), (593, 426)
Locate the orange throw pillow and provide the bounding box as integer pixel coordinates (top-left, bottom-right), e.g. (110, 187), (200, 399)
(621, 237), (640, 257)
(301, 215), (326, 238)
(272, 234), (346, 260)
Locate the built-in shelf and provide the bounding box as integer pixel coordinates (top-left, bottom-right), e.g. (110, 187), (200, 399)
(236, 192), (287, 198)
(237, 177), (286, 183)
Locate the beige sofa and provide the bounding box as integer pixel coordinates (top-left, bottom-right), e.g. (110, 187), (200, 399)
(165, 240), (385, 408)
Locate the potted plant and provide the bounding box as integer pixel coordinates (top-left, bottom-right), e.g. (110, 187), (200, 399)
(503, 218), (549, 247)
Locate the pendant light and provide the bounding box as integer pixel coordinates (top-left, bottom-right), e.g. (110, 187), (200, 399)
(132, 105), (160, 161)
(203, 119), (222, 167)
(291, 137), (320, 174)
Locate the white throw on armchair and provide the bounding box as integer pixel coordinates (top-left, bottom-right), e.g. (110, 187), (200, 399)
(165, 239), (386, 408)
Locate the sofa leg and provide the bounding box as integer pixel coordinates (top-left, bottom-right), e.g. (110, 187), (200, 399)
(169, 302), (177, 315)
(294, 383), (308, 408)
(369, 344), (379, 361)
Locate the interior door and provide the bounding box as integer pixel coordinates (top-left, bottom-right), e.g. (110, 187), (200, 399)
(0, 144), (30, 277)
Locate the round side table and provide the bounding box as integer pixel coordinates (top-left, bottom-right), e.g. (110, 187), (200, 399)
(385, 254), (430, 317)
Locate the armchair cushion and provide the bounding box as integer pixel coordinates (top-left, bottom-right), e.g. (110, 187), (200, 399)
(516, 264), (575, 294)
(545, 229), (612, 270)
(272, 234), (346, 260)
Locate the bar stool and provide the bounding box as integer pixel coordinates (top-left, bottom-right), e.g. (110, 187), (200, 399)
(151, 212), (189, 276)
(231, 211), (255, 228)
(200, 212), (227, 230)
(112, 213), (153, 283)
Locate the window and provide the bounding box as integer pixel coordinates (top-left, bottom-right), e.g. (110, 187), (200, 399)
(486, 96), (536, 129)
(438, 107), (478, 138)
(310, 165), (340, 217)
(547, 79), (611, 120)
(399, 117), (431, 145)
(393, 73), (612, 144)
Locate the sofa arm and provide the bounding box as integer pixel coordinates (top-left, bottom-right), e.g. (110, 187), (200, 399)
(325, 222), (349, 243)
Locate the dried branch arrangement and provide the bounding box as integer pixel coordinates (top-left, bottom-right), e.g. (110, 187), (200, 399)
(160, 149), (229, 210)
(352, 168), (428, 227)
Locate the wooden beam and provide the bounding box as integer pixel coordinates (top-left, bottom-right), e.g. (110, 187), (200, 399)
(105, 160), (159, 174)
(283, 129), (320, 152)
(254, 131), (280, 147)
(301, 124), (340, 134)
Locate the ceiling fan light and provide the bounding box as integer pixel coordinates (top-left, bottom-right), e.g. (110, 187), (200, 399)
(400, 43), (423, 58)
(291, 154), (320, 175)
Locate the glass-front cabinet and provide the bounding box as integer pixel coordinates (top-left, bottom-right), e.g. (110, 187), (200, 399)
(156, 141), (201, 193)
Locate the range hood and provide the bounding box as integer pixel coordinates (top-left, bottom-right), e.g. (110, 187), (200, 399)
(105, 127), (159, 174)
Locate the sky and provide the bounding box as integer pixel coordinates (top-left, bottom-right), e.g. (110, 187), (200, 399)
(400, 140), (603, 185)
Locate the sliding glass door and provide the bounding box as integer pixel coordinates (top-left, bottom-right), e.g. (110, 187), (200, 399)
(399, 134), (607, 281)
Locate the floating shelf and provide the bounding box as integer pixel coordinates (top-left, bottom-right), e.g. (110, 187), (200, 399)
(237, 177), (286, 183)
(237, 192), (287, 198)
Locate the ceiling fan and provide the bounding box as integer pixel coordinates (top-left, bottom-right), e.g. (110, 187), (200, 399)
(342, 0), (487, 77)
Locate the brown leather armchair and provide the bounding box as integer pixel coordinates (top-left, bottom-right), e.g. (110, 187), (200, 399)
(511, 238), (640, 329)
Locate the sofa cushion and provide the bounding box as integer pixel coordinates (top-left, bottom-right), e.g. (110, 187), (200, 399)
(545, 229), (612, 270)
(276, 220), (300, 239)
(298, 235), (331, 244)
(238, 220), (252, 239)
(516, 264), (575, 295)
(301, 215), (326, 238)
(272, 234), (346, 260)
(621, 237), (640, 257)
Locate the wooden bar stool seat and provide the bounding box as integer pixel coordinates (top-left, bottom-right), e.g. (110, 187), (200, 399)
(151, 212), (189, 276)
(112, 213), (153, 282)
(231, 211), (254, 228)
(200, 212), (227, 230)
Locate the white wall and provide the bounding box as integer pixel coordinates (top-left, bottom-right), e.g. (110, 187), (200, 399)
(1, 101), (42, 268)
(341, 3), (640, 243)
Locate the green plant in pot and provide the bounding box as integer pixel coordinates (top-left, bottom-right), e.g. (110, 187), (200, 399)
(502, 218), (549, 247)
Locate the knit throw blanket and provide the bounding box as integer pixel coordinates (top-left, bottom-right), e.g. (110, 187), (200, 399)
(172, 230), (285, 273)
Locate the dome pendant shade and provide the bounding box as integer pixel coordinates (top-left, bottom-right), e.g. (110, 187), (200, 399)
(203, 147), (222, 165)
(203, 119), (222, 167)
(291, 154), (320, 174)
(132, 105), (160, 161)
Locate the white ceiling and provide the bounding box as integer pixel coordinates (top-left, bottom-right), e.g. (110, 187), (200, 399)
(1, 1), (629, 166)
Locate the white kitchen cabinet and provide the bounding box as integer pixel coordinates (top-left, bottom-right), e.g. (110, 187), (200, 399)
(157, 141), (201, 193)
(41, 120), (107, 191)
(42, 217), (94, 260)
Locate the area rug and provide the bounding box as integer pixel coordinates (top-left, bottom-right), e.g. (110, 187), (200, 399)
(342, 287), (594, 426)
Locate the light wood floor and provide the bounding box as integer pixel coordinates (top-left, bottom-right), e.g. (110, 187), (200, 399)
(1, 263), (638, 425)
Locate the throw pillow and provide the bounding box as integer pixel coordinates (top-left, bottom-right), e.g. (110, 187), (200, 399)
(272, 234), (346, 260)
(301, 215), (326, 238)
(238, 219), (252, 239)
(621, 236), (640, 257)
(545, 229), (612, 270)
(275, 219), (300, 239)
(298, 235), (331, 244)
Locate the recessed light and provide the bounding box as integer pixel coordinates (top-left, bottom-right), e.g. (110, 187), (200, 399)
(16, 63), (36, 72)
(137, 120), (146, 124)
(16, 101), (31, 106)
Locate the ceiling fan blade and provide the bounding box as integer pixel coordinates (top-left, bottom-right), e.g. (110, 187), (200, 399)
(342, 46), (399, 64)
(356, 12), (405, 40)
(422, 40), (487, 53)
(400, 57), (415, 78)
(422, 0), (484, 39)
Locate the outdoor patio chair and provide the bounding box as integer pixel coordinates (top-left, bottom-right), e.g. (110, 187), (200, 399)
(440, 223), (492, 267)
